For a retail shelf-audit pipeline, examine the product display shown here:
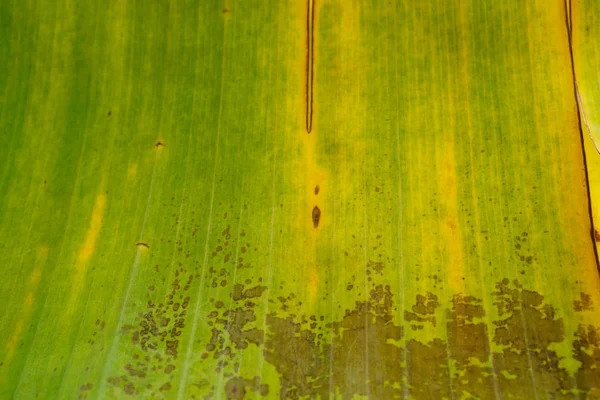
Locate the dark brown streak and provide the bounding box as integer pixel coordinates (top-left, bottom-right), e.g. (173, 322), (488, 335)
(563, 0), (600, 272)
(136, 242), (150, 249)
(312, 206), (321, 228)
(306, 0), (315, 134)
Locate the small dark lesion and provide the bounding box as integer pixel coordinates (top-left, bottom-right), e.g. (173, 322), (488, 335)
(155, 141), (164, 148)
(314, 185), (320, 195)
(136, 242), (150, 249)
(312, 206), (321, 228)
(594, 229), (600, 242)
(108, 110), (112, 117)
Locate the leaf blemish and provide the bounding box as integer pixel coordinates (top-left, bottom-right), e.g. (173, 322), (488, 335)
(136, 242), (150, 249)
(312, 206), (321, 228)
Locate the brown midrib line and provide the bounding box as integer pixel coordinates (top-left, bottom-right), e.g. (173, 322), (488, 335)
(306, 0), (315, 133)
(563, 0), (600, 272)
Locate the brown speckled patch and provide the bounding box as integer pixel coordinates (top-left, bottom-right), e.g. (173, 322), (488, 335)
(98, 215), (600, 399)
(197, 276), (600, 399)
(574, 292), (594, 312)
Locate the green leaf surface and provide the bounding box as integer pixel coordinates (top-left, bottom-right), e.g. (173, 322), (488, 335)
(1, 0), (600, 399)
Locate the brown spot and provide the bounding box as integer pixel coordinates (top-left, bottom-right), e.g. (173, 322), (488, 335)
(124, 383), (135, 395)
(404, 293), (438, 328)
(80, 383), (93, 391)
(367, 260), (384, 275)
(124, 364), (146, 378)
(231, 283), (267, 301)
(155, 141), (164, 148)
(595, 229), (600, 242)
(224, 377), (246, 399)
(222, 8), (230, 13)
(107, 110), (112, 117)
(136, 242), (149, 249)
(159, 382), (171, 392)
(165, 340), (178, 357)
(574, 292), (594, 312)
(222, 308), (264, 349)
(164, 364), (175, 374)
(312, 206), (321, 228)
(314, 185), (320, 195)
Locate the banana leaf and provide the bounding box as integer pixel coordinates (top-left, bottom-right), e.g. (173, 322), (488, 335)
(1, 0), (600, 399)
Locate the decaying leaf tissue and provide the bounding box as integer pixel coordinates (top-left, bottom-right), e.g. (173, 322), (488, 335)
(1, 0), (600, 398)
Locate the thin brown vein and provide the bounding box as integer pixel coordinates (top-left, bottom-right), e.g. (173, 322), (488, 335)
(306, 0), (315, 133)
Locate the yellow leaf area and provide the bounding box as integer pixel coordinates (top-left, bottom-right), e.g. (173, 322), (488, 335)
(572, 0), (600, 152)
(575, 0), (600, 252)
(1, 0), (600, 399)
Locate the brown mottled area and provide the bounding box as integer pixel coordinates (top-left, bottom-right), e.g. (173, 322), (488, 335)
(405, 338), (451, 399)
(573, 324), (600, 392)
(159, 382), (171, 392)
(124, 382), (135, 395)
(367, 260), (384, 275)
(574, 292), (594, 312)
(225, 377), (246, 399)
(222, 225), (232, 239)
(125, 364), (147, 378)
(492, 280), (572, 397)
(204, 282), (267, 377)
(203, 277), (600, 399)
(107, 275), (190, 396)
(262, 285), (405, 398)
(264, 313), (329, 398)
(405, 292), (438, 328)
(326, 285), (405, 398)
(446, 294), (495, 398)
(231, 283), (267, 301)
(164, 364), (175, 374)
(223, 308), (264, 349)
(223, 376), (269, 399)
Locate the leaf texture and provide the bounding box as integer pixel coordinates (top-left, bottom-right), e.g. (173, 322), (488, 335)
(1, 0), (600, 399)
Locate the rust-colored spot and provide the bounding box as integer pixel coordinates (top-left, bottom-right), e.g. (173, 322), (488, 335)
(136, 242), (150, 249)
(314, 185), (320, 195)
(155, 141), (164, 148)
(312, 206), (321, 228)
(594, 229), (600, 242)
